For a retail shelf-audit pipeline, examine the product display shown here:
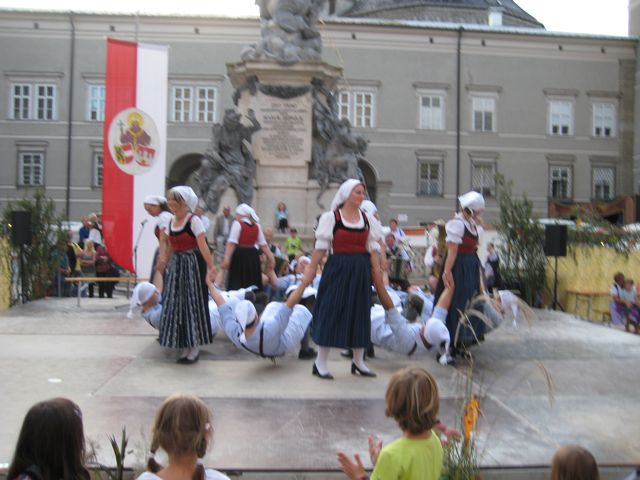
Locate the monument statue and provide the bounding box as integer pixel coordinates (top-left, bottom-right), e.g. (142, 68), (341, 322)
(241, 0), (325, 64)
(311, 82), (366, 208)
(197, 109), (261, 213)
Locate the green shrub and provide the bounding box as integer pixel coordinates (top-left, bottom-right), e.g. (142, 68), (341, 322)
(495, 174), (546, 306)
(0, 189), (65, 303)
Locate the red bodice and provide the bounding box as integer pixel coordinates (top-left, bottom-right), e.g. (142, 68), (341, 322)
(238, 221), (259, 246)
(458, 224), (479, 254)
(332, 209), (369, 254)
(168, 215), (198, 252)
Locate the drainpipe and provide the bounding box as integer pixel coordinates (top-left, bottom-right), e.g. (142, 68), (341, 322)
(455, 26), (463, 211)
(65, 11), (76, 221)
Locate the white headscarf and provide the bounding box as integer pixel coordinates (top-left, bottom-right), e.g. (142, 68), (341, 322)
(127, 282), (157, 319)
(236, 203), (260, 223)
(170, 186), (198, 212)
(234, 300), (257, 344)
(458, 191), (485, 213)
(330, 179), (364, 211)
(361, 200), (377, 218)
(143, 195), (167, 206)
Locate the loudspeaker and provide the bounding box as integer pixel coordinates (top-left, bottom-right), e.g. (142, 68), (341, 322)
(544, 224), (567, 257)
(10, 210), (32, 246)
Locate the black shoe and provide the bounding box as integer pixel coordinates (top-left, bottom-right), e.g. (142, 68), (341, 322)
(366, 345), (375, 358)
(312, 363), (334, 380)
(351, 362), (376, 377)
(340, 349), (353, 359)
(298, 347), (317, 359)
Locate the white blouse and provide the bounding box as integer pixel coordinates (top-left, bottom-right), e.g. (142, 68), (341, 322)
(227, 218), (267, 246)
(314, 209), (382, 252)
(166, 214), (205, 236)
(445, 213), (483, 244)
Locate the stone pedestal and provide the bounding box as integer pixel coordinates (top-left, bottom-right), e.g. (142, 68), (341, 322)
(227, 60), (342, 234)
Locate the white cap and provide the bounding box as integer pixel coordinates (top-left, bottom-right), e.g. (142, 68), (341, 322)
(127, 282), (157, 319)
(285, 285), (317, 299)
(425, 317), (451, 356)
(458, 191), (485, 213)
(234, 300), (257, 344)
(236, 203), (260, 223)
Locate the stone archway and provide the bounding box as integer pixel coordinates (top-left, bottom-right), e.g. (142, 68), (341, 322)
(167, 153), (240, 215)
(167, 153), (203, 190)
(359, 159), (378, 203)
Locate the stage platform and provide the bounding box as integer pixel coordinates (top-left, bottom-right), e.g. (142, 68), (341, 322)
(0, 296), (639, 479)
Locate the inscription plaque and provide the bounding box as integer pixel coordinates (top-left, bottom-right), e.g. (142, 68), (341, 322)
(252, 91), (312, 167)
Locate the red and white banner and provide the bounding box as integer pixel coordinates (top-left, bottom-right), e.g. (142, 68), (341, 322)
(103, 39), (168, 275)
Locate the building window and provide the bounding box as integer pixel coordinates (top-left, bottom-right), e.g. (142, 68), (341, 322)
(471, 96), (495, 132)
(196, 87), (216, 123)
(19, 152), (44, 186)
(418, 160), (442, 196)
(93, 151), (103, 187)
(10, 83), (56, 120)
(592, 102), (616, 138)
(172, 86), (193, 122)
(419, 94), (445, 130)
(549, 100), (573, 136)
(338, 91), (350, 121)
(337, 88), (376, 128)
(12, 84), (31, 120)
(472, 162), (496, 197)
(549, 165), (572, 200)
(171, 85), (218, 123)
(592, 167), (615, 200)
(88, 85), (106, 121)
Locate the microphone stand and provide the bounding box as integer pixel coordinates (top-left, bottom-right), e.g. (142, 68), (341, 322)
(132, 220), (147, 290)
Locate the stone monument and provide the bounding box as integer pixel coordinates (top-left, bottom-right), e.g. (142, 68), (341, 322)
(198, 0), (368, 232)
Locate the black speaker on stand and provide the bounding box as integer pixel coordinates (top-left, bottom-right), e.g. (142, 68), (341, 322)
(10, 210), (32, 304)
(544, 224), (567, 310)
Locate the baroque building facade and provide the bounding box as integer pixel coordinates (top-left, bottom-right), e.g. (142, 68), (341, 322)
(0, 3), (638, 227)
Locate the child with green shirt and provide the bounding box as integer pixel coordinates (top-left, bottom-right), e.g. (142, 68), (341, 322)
(338, 367), (459, 480)
(284, 228), (303, 261)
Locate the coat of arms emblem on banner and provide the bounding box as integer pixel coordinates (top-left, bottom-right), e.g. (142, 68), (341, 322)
(108, 107), (160, 175)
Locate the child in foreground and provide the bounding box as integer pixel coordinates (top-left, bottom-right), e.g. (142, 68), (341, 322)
(8, 398), (90, 480)
(138, 393), (229, 480)
(337, 367), (459, 480)
(550, 445), (600, 480)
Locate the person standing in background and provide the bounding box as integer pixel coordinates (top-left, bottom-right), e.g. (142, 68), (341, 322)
(213, 205), (233, 266)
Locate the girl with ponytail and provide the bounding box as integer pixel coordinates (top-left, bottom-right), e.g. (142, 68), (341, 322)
(138, 393), (228, 480)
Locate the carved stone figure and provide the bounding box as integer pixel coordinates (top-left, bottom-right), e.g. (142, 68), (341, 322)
(197, 109), (261, 213)
(311, 83), (366, 208)
(242, 0), (325, 64)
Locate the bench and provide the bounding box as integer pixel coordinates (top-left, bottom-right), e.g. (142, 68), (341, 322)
(593, 308), (611, 324)
(64, 276), (148, 306)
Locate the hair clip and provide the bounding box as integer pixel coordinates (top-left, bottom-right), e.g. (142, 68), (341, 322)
(205, 423), (211, 432)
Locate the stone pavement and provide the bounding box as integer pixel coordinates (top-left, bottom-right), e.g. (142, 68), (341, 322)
(0, 296), (639, 478)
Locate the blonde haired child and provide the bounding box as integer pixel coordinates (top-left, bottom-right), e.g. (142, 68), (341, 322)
(337, 367), (458, 480)
(138, 393), (228, 480)
(550, 445), (599, 480)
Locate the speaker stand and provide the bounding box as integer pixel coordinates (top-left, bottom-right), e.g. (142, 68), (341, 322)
(550, 256), (564, 311)
(19, 245), (26, 304)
